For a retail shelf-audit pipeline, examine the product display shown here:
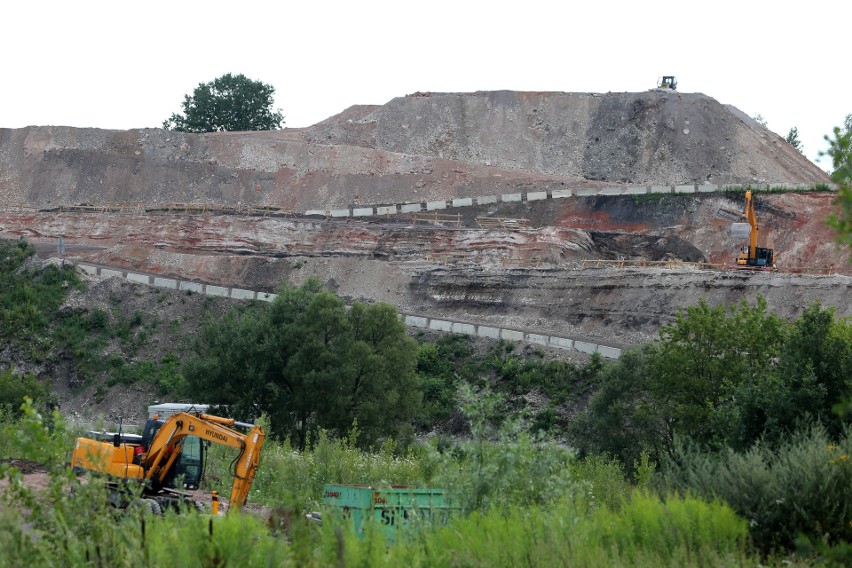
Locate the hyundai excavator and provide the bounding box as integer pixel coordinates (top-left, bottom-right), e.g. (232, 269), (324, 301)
(731, 189), (775, 270)
(71, 410), (264, 513)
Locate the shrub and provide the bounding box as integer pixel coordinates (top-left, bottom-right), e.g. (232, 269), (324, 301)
(660, 425), (852, 554)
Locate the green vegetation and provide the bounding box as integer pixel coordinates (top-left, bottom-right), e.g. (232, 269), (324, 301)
(1, 397), (842, 565)
(163, 73), (284, 133)
(183, 279), (421, 449)
(570, 298), (851, 466)
(825, 113), (852, 247)
(786, 126), (803, 152)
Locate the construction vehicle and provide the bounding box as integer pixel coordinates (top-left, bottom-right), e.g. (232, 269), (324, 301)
(656, 76), (677, 91)
(731, 189), (775, 269)
(71, 410), (265, 513)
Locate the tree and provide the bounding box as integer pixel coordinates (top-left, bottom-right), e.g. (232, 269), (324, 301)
(183, 279), (420, 449)
(785, 127), (803, 152)
(752, 114), (768, 127)
(163, 73), (284, 133)
(824, 115), (852, 247)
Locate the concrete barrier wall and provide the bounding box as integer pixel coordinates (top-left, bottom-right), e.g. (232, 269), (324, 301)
(296, 184), (833, 220)
(75, 263), (624, 359)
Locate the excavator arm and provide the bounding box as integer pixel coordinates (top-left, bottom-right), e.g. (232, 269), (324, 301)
(743, 190), (758, 259)
(141, 412), (265, 510)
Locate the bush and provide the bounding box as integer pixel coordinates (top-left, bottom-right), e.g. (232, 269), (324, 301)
(0, 370), (50, 418)
(660, 426), (852, 554)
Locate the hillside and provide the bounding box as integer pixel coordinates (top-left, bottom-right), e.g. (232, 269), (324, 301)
(0, 89), (849, 421)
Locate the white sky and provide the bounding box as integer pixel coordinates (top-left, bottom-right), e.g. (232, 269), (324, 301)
(2, 0), (849, 170)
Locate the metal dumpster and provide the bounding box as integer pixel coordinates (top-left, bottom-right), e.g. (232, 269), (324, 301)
(322, 484), (456, 540)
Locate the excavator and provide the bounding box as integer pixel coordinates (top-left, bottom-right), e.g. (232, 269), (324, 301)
(71, 410), (265, 514)
(731, 189), (775, 270)
(655, 76), (677, 91)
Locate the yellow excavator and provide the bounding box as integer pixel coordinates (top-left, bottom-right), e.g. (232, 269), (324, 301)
(71, 410), (265, 514)
(731, 189), (775, 269)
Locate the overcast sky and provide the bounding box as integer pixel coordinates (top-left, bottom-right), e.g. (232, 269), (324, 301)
(3, 1), (849, 170)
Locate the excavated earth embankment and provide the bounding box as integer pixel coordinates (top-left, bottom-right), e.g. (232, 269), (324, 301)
(1, 90), (848, 421)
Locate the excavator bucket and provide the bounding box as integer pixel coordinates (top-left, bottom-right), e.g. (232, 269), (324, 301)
(731, 222), (751, 239)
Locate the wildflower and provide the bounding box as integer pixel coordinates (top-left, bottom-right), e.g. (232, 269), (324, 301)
(840, 455), (849, 462)
(827, 444), (838, 451)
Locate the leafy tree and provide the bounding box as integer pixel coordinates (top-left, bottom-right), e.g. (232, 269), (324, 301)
(183, 279), (420, 449)
(163, 73), (284, 133)
(785, 126), (802, 152)
(0, 370), (50, 417)
(752, 114), (768, 127)
(824, 116), (852, 247)
(766, 304), (852, 439)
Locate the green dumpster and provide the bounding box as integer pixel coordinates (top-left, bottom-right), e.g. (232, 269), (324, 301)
(322, 484), (456, 540)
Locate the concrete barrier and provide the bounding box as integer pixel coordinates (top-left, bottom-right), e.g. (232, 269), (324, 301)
(426, 200), (447, 211)
(451, 322), (477, 335)
(330, 209), (350, 218)
(405, 315), (429, 328)
(597, 345), (622, 359)
(477, 326), (500, 339)
(525, 333), (549, 346)
(650, 185), (672, 194)
(180, 281), (204, 293)
(600, 187), (624, 196)
(625, 186), (648, 195)
(551, 189), (572, 199)
(400, 203), (422, 213)
(675, 185), (696, 194)
(576, 188), (598, 197)
(78, 261), (627, 360)
(429, 319), (453, 332)
(206, 285), (229, 297)
(352, 207), (374, 217)
(476, 195), (498, 205)
(127, 272), (150, 285)
(549, 336), (574, 350)
(376, 205), (398, 215)
(501, 193), (522, 203)
(230, 288), (255, 300)
(698, 184), (718, 193)
(527, 191), (547, 201)
(305, 210), (326, 217)
(452, 198), (473, 208)
(501, 329), (525, 341)
(153, 277), (177, 289)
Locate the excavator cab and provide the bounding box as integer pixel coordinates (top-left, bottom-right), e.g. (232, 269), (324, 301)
(657, 76), (677, 90)
(139, 417), (204, 490)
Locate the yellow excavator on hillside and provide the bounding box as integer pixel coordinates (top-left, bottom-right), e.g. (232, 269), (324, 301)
(72, 410), (265, 514)
(731, 189), (775, 270)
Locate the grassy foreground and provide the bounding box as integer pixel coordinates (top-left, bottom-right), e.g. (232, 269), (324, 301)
(3, 403), (845, 567)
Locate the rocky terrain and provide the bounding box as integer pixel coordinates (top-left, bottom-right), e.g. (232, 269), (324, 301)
(0, 89), (849, 421)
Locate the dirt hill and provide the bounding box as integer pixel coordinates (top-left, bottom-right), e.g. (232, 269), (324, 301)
(0, 90), (849, 421)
